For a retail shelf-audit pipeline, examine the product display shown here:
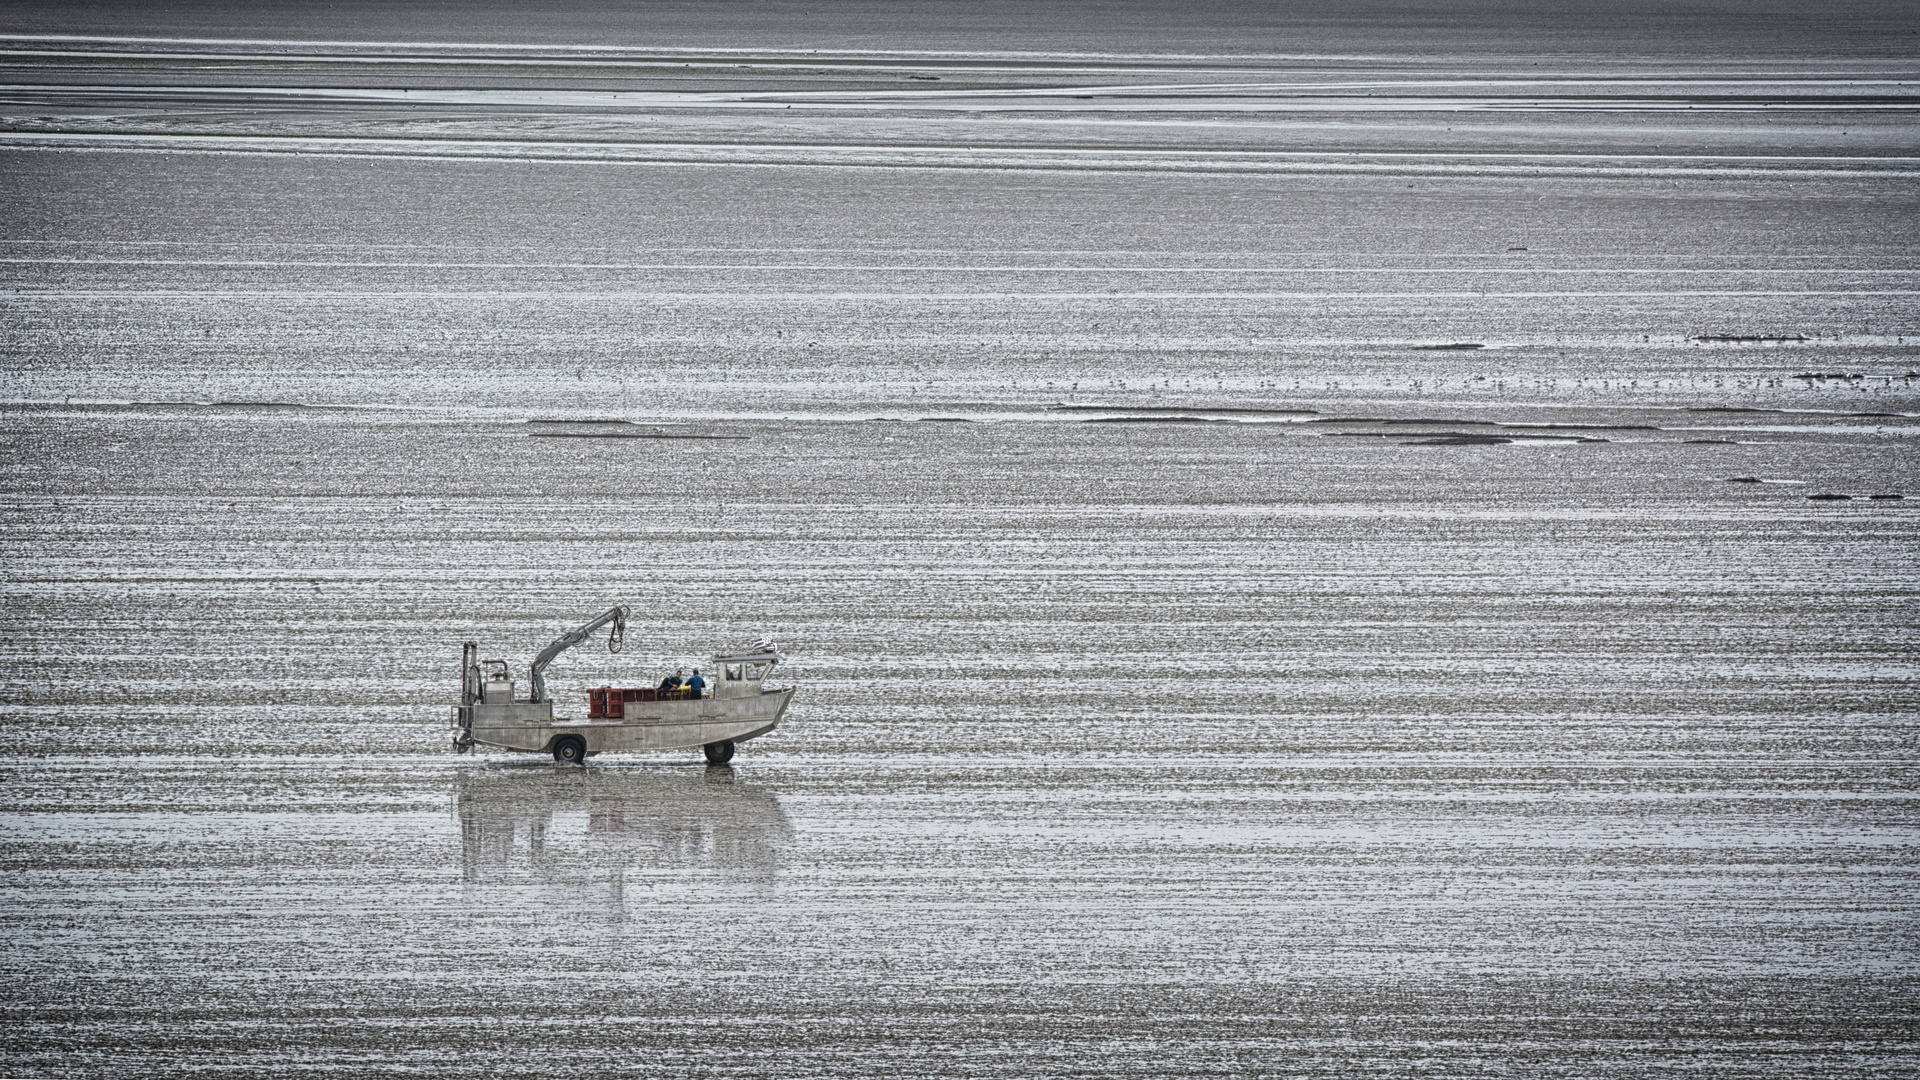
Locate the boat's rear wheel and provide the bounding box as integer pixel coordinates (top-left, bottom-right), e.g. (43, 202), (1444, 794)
(703, 740), (735, 765)
(553, 736), (587, 765)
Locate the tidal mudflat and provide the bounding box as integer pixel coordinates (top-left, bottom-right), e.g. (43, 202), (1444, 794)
(2, 2), (1918, 1075)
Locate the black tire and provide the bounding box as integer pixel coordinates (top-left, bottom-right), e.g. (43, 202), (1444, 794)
(553, 736), (587, 765)
(703, 740), (735, 765)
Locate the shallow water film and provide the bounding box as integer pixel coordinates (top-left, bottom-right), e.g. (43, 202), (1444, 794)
(3, 1), (1919, 1076)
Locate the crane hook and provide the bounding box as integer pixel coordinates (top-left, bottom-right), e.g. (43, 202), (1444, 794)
(608, 611), (626, 654)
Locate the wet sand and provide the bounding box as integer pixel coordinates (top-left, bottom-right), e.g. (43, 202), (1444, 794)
(2, 3), (1918, 1076)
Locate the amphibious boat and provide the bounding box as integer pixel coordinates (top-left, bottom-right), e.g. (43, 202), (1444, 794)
(452, 605), (794, 765)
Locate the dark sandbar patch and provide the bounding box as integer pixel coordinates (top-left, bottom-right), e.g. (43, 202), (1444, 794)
(920, 417), (973, 423)
(1321, 423), (1605, 443)
(1690, 406), (1902, 420)
(528, 418), (635, 425)
(529, 432), (747, 440)
(1500, 422), (1660, 431)
(206, 401), (373, 411)
(1410, 343), (1485, 350)
(1806, 493), (1852, 500)
(1339, 430), (1601, 445)
(1051, 405), (1317, 415)
(1727, 476), (1764, 483)
(1309, 417), (1496, 426)
(1401, 434), (1513, 446)
(30, 400), (309, 412)
(1869, 494), (1905, 500)
(1083, 415), (1221, 424)
(1315, 416), (1654, 432)
(38, 399), (376, 413)
(1692, 334), (1807, 344)
(1684, 439), (1740, 444)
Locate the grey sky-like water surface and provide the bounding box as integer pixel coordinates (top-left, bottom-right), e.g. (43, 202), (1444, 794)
(2, 2), (1917, 1076)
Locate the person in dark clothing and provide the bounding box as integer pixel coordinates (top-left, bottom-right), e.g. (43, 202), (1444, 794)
(686, 669), (706, 700)
(658, 669), (683, 692)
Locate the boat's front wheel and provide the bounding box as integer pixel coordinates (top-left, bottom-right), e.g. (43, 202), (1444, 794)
(703, 740), (735, 765)
(553, 736), (588, 765)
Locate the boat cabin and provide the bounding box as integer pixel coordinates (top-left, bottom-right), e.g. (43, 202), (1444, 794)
(711, 651), (781, 700)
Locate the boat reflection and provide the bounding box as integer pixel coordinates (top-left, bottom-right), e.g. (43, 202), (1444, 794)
(455, 765), (792, 903)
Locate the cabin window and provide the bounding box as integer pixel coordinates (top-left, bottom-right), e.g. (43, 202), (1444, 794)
(725, 664), (743, 681)
(746, 662), (768, 680)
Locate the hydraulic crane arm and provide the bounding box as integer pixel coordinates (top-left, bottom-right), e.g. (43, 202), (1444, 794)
(528, 605), (628, 703)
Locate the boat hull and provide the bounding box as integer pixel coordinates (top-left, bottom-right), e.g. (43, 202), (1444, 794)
(465, 687), (795, 756)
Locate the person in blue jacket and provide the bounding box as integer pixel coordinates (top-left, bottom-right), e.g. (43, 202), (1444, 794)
(686, 669), (706, 700)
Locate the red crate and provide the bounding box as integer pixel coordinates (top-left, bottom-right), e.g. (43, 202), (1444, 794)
(589, 687), (667, 717)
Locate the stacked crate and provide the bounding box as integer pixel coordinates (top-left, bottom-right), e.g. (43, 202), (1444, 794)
(586, 687), (660, 718)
